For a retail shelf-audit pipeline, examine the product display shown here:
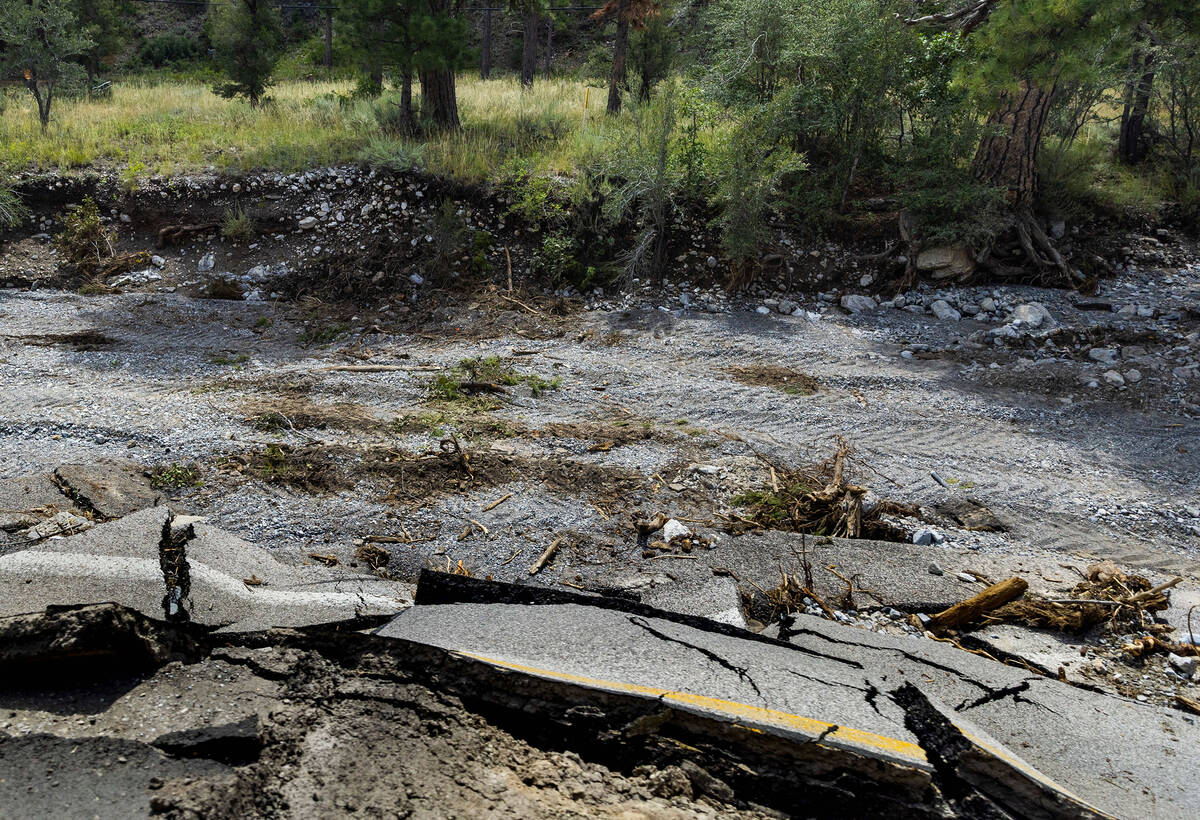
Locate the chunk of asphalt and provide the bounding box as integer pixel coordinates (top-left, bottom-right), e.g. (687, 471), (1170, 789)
(890, 683), (1110, 820)
(53, 460), (160, 520)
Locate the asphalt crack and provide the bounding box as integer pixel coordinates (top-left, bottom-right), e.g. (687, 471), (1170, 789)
(780, 624), (997, 695)
(628, 616), (762, 697)
(159, 512), (194, 622)
(954, 679), (1058, 715)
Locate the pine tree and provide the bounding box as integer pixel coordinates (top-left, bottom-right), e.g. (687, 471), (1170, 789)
(593, 0), (661, 114)
(338, 0), (471, 129)
(907, 0), (1131, 279)
(210, 0), (284, 106)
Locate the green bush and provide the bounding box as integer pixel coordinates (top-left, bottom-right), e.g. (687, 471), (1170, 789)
(132, 34), (203, 68)
(221, 206), (255, 242)
(55, 198), (114, 271)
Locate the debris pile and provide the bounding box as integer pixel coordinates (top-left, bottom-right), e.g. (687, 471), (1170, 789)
(986, 561), (1181, 638)
(726, 440), (917, 540)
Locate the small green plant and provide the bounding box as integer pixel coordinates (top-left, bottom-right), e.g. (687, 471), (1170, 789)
(355, 136), (424, 171)
(0, 183), (23, 228)
(211, 352), (250, 366)
(119, 159), (146, 192)
(501, 158), (565, 227)
(432, 357), (563, 401)
(297, 322), (350, 347)
(150, 463), (202, 490)
(221, 206), (255, 242)
(255, 316), (273, 328)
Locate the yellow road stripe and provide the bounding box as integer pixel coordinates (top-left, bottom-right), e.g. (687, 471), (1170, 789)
(456, 650), (928, 767)
(454, 649), (1113, 817)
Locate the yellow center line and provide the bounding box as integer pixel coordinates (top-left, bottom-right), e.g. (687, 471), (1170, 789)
(456, 650), (928, 766)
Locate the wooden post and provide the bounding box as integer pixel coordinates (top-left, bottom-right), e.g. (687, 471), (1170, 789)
(324, 9), (333, 70)
(481, 8), (492, 80)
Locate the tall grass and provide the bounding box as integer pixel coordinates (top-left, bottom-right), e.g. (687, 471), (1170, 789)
(0, 76), (624, 181)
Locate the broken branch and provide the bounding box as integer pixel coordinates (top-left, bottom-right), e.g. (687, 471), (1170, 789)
(529, 536), (564, 576)
(925, 577), (1028, 632)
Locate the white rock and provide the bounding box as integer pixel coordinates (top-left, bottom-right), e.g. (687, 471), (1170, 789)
(297, 216), (318, 230)
(1011, 302), (1050, 328)
(1089, 348), (1119, 364)
(1103, 370), (1125, 387)
(150, 255), (166, 268)
(409, 273), (425, 285)
(980, 297), (996, 312)
(662, 519), (690, 542)
(1123, 369), (1142, 384)
(777, 299), (798, 315)
(755, 305), (771, 315)
(197, 253), (215, 272)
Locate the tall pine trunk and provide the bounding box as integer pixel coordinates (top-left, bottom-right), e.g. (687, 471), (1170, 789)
(1119, 39), (1156, 165)
(520, 12), (538, 88)
(606, 0), (631, 115)
(399, 68), (414, 131)
(420, 68), (459, 130)
(972, 80), (1056, 209)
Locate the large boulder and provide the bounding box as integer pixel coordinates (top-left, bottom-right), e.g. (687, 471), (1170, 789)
(916, 244), (975, 280)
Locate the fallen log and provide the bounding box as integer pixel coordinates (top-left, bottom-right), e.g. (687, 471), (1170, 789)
(925, 577), (1028, 632)
(157, 222), (218, 248)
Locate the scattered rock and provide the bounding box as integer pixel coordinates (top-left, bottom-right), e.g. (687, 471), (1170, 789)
(662, 519), (690, 542)
(1103, 370), (1125, 387)
(840, 294), (878, 315)
(197, 254), (215, 273)
(1089, 348), (1119, 365)
(1168, 654), (1196, 677)
(931, 300), (961, 321)
(1011, 303), (1051, 328)
(297, 216), (318, 230)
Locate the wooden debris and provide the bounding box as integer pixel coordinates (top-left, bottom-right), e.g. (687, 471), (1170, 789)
(529, 536), (564, 576)
(482, 492), (512, 512)
(308, 553), (340, 566)
(243, 575), (264, 586)
(925, 577), (1029, 632)
(355, 543), (391, 569)
(1173, 695), (1200, 716)
(157, 222), (218, 247)
(636, 513), (669, 535)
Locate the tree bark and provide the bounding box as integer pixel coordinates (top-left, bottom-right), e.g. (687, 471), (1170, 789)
(520, 11), (538, 88)
(1119, 40), (1155, 165)
(400, 67), (414, 130)
(420, 68), (459, 130)
(480, 8), (492, 79)
(972, 80), (1056, 209)
(606, 0), (631, 115)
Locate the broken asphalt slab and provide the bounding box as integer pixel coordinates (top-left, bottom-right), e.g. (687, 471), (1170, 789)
(379, 571), (1200, 820)
(53, 460), (160, 520)
(0, 506), (410, 630)
(0, 473), (85, 539)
